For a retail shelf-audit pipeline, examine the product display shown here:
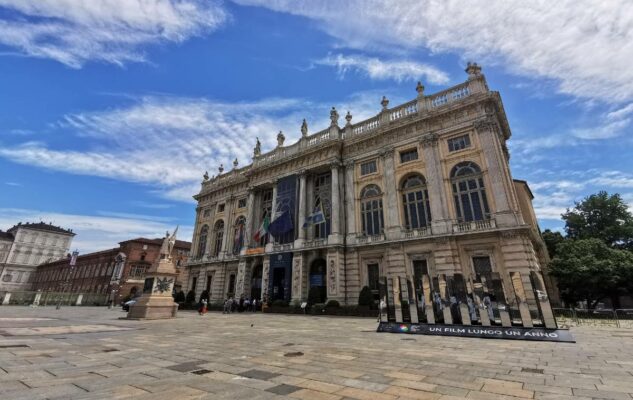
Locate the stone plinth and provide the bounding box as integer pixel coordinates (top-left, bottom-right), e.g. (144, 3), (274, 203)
(127, 257), (179, 320)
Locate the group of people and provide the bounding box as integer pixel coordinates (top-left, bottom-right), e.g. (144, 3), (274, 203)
(223, 296), (258, 313)
(196, 290), (260, 315)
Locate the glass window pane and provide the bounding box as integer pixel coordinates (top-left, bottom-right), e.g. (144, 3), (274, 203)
(461, 193), (473, 221)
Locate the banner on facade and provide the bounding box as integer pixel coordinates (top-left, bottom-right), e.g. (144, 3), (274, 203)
(377, 322), (575, 343)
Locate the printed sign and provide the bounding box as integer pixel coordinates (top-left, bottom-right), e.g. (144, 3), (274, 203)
(377, 322), (574, 343)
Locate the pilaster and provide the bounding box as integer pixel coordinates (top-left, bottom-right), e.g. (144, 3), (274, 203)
(420, 133), (451, 234)
(344, 160), (357, 242)
(380, 148), (399, 238)
(328, 161), (343, 244)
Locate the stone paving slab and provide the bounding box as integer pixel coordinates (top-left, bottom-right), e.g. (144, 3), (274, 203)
(0, 306), (632, 399)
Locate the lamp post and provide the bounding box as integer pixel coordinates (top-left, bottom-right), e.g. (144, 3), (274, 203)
(56, 250), (78, 310)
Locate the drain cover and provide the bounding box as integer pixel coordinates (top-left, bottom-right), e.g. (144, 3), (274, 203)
(284, 352), (304, 357)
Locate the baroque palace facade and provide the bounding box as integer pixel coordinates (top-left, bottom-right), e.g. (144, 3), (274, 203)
(186, 63), (555, 314)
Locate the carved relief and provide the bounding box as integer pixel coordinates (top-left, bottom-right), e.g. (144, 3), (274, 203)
(328, 257), (337, 295)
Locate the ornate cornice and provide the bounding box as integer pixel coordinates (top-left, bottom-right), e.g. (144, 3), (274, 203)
(378, 147), (394, 159)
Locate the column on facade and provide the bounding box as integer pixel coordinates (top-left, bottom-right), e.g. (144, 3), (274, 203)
(265, 181), (278, 251)
(295, 171), (307, 247)
(380, 148), (399, 238)
(474, 120), (519, 227)
(344, 160), (357, 241)
(329, 161), (342, 244)
(221, 196), (235, 256)
(306, 175), (315, 241)
(420, 133), (451, 234)
(243, 189), (256, 251)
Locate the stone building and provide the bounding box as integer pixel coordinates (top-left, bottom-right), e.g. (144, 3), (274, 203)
(30, 237), (191, 304)
(0, 222), (75, 292)
(185, 63), (555, 314)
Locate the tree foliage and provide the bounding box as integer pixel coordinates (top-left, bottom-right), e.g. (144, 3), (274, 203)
(548, 239), (633, 308)
(562, 191), (633, 250)
(541, 229), (565, 259)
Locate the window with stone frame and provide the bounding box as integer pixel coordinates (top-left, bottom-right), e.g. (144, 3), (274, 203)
(217, 203), (225, 213)
(360, 185), (384, 236)
(399, 148), (419, 163)
(203, 208), (211, 218)
(258, 189), (273, 246)
(238, 198), (247, 208)
(227, 273), (236, 296)
(451, 162), (490, 222)
(197, 225), (208, 258)
(212, 220), (224, 256)
(129, 265), (146, 278)
(447, 134), (471, 152)
(232, 216), (246, 255)
(401, 175), (432, 229)
(472, 256), (493, 276)
(313, 172), (332, 239)
(360, 160), (377, 176)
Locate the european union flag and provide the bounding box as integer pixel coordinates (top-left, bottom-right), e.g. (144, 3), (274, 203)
(268, 210), (293, 238)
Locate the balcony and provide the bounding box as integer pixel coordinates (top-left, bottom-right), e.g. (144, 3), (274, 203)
(272, 243), (294, 252)
(401, 226), (432, 239)
(452, 219), (496, 233)
(303, 238), (327, 249)
(355, 233), (385, 245)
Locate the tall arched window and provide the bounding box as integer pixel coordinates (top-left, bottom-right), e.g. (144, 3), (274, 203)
(401, 175), (432, 229)
(197, 225), (208, 258)
(451, 162), (490, 222)
(360, 185), (384, 235)
(232, 216), (246, 255)
(212, 220), (224, 256)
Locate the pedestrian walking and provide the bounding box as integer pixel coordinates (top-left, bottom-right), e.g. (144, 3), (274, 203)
(198, 299), (207, 315)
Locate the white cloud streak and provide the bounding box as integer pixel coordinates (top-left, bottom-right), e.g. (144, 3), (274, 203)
(0, 208), (193, 253)
(235, 0), (633, 103)
(0, 0), (228, 67)
(315, 53), (449, 84)
(0, 91), (399, 202)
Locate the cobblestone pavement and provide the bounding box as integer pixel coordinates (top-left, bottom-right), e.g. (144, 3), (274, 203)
(1, 307), (633, 400)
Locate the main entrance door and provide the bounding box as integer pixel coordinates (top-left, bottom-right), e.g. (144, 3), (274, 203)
(251, 264), (263, 301)
(272, 268), (286, 301)
(309, 258), (327, 303)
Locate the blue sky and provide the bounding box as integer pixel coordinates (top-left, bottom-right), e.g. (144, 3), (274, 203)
(1, 1), (633, 252)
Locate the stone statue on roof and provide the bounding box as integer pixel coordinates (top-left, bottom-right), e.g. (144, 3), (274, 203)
(254, 137), (261, 156)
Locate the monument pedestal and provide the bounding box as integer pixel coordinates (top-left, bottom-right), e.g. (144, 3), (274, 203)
(127, 230), (180, 320)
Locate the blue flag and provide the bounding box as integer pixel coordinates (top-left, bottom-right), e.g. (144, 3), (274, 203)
(268, 210), (293, 238)
(303, 203), (325, 228)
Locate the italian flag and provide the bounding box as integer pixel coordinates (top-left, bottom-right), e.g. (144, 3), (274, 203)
(253, 213), (270, 242)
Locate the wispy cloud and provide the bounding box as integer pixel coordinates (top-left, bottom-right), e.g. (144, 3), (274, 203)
(4, 181), (21, 186)
(315, 53), (449, 84)
(0, 91), (401, 202)
(0, 0), (228, 68)
(236, 0), (633, 103)
(0, 208), (193, 253)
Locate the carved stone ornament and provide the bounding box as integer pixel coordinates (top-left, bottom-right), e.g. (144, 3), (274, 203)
(416, 81), (425, 96)
(254, 137), (261, 157)
(420, 132), (439, 148)
(381, 96), (389, 110)
(218, 164), (224, 174)
(465, 61), (482, 79)
(203, 171), (209, 181)
(301, 119), (308, 137)
(379, 147), (394, 159)
(345, 111), (352, 126)
(330, 107), (339, 127)
(233, 158), (238, 168)
(277, 131), (285, 147)
(473, 118), (496, 135)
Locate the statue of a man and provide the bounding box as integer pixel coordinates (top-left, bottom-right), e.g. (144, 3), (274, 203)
(254, 137), (261, 156)
(277, 131), (285, 147)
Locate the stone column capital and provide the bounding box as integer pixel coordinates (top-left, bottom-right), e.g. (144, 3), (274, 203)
(420, 132), (439, 148)
(473, 117), (497, 134)
(378, 147), (395, 159)
(329, 160), (342, 170)
(343, 159), (355, 168)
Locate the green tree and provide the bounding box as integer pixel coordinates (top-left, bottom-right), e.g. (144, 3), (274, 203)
(549, 239), (633, 308)
(541, 229), (565, 259)
(562, 191), (633, 250)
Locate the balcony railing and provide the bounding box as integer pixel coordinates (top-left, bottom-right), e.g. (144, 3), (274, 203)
(402, 226), (431, 239)
(355, 233), (385, 245)
(272, 243), (294, 252)
(303, 238), (327, 248)
(452, 219), (496, 233)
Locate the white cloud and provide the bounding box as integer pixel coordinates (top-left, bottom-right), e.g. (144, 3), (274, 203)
(4, 182), (21, 186)
(0, 0), (228, 67)
(235, 0), (633, 103)
(315, 53), (449, 84)
(0, 208), (193, 253)
(0, 91), (400, 202)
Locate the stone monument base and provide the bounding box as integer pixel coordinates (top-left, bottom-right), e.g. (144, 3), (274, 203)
(126, 295), (178, 320)
(377, 322), (574, 343)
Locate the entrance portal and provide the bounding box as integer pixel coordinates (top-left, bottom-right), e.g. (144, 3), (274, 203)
(309, 258), (327, 303)
(272, 268), (286, 301)
(251, 264), (263, 300)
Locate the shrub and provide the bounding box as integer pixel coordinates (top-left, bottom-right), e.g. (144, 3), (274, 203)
(358, 286), (373, 307)
(272, 299), (288, 307)
(326, 299), (340, 308)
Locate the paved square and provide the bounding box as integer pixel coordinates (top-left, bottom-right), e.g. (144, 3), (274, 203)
(1, 307), (632, 399)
